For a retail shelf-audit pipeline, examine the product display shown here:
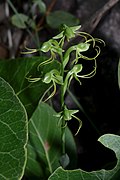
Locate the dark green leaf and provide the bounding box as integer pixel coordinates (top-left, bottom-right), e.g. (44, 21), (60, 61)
(0, 77), (28, 179)
(46, 11), (80, 29)
(26, 102), (77, 179)
(49, 134), (120, 180)
(0, 57), (60, 117)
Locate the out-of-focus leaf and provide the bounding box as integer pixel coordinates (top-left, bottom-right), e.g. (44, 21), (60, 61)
(46, 11), (80, 29)
(33, 0), (46, 14)
(0, 57), (60, 117)
(49, 134), (120, 180)
(25, 102), (77, 179)
(11, 13), (35, 29)
(0, 77), (28, 179)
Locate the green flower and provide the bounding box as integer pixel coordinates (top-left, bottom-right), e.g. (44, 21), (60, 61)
(58, 105), (82, 135)
(53, 25), (81, 41)
(42, 69), (63, 102)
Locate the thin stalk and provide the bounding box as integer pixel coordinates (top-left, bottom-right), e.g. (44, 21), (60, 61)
(7, 0), (38, 47)
(60, 54), (66, 154)
(7, 0), (18, 15)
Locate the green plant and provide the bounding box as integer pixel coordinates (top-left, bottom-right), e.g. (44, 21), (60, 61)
(1, 1), (120, 179)
(24, 24), (103, 158)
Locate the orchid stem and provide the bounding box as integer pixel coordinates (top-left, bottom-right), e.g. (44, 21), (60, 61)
(60, 54), (66, 155)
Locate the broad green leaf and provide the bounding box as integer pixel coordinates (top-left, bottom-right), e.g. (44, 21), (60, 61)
(0, 57), (60, 117)
(0, 77), (28, 180)
(49, 134), (120, 180)
(25, 102), (77, 179)
(118, 58), (120, 89)
(46, 11), (80, 29)
(11, 13), (35, 29)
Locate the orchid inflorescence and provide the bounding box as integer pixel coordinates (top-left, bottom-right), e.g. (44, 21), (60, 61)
(24, 24), (104, 136)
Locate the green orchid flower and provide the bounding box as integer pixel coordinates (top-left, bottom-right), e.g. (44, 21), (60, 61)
(42, 69), (63, 102)
(58, 105), (82, 135)
(53, 24), (81, 44)
(63, 64), (83, 96)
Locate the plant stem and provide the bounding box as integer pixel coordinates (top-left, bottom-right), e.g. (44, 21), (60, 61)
(60, 54), (66, 154)
(7, 0), (38, 47)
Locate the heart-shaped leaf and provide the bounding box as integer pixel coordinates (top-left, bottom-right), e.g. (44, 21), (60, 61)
(0, 77), (28, 179)
(49, 134), (120, 180)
